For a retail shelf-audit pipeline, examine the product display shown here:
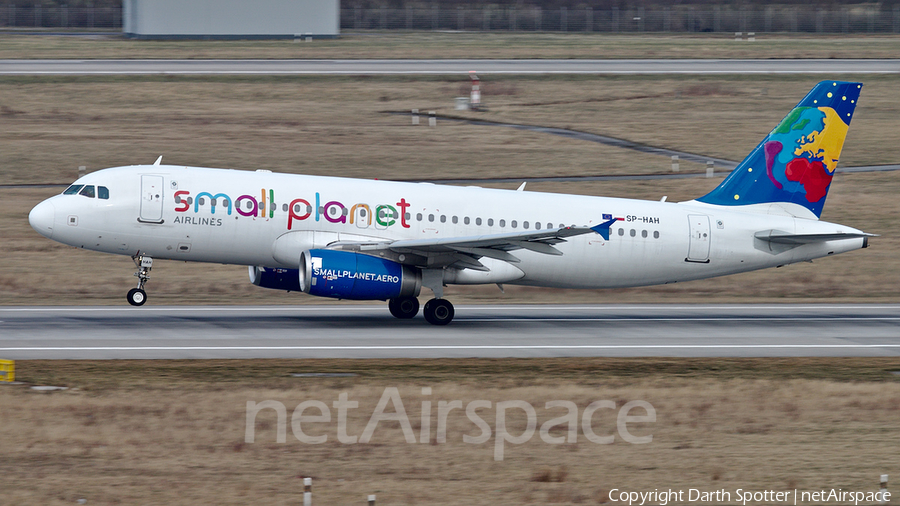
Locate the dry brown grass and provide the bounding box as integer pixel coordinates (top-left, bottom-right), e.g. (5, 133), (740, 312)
(4, 32), (900, 60)
(1, 75), (895, 183)
(0, 75), (715, 185)
(1, 358), (898, 505)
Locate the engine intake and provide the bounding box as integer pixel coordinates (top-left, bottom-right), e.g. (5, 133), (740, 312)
(249, 266), (303, 292)
(300, 249), (420, 300)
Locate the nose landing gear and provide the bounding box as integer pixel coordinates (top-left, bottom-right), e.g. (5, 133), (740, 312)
(127, 255), (152, 306)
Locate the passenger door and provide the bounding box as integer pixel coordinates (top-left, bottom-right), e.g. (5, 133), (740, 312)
(686, 214), (711, 263)
(139, 175), (164, 224)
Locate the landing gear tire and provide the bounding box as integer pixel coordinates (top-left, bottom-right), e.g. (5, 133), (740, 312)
(129, 254), (152, 307)
(423, 298), (454, 326)
(389, 297), (420, 319)
(127, 288), (147, 306)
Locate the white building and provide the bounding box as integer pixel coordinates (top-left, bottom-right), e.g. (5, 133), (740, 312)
(123, 0), (339, 39)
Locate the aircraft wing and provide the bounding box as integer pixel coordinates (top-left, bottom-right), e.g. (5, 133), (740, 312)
(329, 226), (598, 271)
(754, 230), (877, 245)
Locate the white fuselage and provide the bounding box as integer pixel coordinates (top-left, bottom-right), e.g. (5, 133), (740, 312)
(31, 165), (867, 290)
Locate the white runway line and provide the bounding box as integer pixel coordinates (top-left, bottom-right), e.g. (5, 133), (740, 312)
(2, 59), (899, 75)
(463, 317), (900, 322)
(3, 71), (900, 75)
(3, 344), (900, 352)
(3, 304), (900, 312)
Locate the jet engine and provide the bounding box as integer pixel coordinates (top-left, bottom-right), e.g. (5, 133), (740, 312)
(248, 266), (303, 292)
(299, 249), (421, 300)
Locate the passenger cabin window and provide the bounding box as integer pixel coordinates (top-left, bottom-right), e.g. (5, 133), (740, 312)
(98, 186), (109, 199)
(79, 185), (95, 198)
(63, 184), (83, 195)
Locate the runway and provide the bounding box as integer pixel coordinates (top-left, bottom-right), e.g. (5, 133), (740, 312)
(1, 304), (898, 359)
(1, 58), (899, 75)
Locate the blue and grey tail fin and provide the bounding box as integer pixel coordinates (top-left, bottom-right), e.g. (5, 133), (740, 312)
(696, 80), (862, 218)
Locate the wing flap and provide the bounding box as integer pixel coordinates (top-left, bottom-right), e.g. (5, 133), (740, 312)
(449, 246), (522, 263)
(345, 226), (596, 270)
(358, 226), (592, 254)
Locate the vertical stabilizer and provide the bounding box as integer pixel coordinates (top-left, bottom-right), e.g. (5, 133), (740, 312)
(697, 81), (861, 218)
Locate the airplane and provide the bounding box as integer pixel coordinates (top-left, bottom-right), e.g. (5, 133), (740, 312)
(29, 80), (873, 325)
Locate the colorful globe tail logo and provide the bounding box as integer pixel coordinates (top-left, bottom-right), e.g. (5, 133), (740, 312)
(697, 81), (861, 218)
(764, 105), (850, 203)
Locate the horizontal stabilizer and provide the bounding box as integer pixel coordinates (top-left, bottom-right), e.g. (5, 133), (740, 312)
(754, 230), (876, 245)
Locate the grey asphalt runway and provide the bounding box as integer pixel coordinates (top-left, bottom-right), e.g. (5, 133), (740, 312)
(1, 59), (899, 75)
(1, 304), (898, 359)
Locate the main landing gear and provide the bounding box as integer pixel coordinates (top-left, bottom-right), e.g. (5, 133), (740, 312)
(127, 255), (152, 306)
(423, 298), (454, 325)
(388, 296), (419, 319)
(387, 296), (455, 325)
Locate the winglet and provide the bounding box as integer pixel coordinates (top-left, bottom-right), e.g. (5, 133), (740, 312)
(153, 156), (163, 166)
(516, 182), (526, 192)
(590, 218), (618, 241)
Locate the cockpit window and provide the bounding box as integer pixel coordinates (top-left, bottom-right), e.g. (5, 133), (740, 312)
(98, 186), (109, 200)
(63, 184), (83, 195)
(79, 185), (96, 198)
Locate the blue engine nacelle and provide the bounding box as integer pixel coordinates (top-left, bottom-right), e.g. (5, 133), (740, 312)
(249, 266), (303, 292)
(300, 249), (421, 301)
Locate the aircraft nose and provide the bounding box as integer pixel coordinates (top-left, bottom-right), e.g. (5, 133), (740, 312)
(29, 199), (55, 239)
